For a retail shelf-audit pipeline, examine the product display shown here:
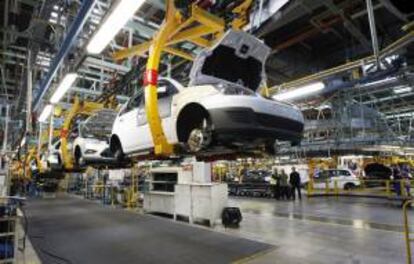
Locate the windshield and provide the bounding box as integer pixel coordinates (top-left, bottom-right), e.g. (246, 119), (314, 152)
(80, 110), (117, 140)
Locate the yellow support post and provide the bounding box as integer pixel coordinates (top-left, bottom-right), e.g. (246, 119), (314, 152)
(403, 199), (414, 264)
(143, 0), (179, 156)
(334, 180), (339, 199)
(402, 180), (407, 198)
(325, 179), (330, 194)
(386, 180), (391, 198)
(307, 180), (313, 198)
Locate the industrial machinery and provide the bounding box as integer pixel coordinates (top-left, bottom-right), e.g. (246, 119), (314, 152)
(143, 162), (228, 226)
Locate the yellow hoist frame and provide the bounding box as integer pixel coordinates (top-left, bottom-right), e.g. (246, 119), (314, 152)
(113, 0), (253, 157)
(12, 147), (44, 181)
(60, 97), (116, 170)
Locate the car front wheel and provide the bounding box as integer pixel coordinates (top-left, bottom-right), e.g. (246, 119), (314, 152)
(113, 143), (125, 163)
(187, 118), (212, 153)
(74, 147), (84, 167)
(344, 183), (356, 190)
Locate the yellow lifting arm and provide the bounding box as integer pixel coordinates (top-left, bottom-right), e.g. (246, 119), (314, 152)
(112, 4), (226, 61)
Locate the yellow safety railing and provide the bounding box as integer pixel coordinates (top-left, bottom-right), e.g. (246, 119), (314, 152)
(403, 199), (414, 264)
(83, 183), (139, 209)
(307, 178), (413, 199)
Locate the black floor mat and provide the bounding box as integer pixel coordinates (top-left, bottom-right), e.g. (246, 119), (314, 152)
(25, 196), (272, 264)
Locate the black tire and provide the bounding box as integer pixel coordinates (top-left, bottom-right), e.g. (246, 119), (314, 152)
(114, 142), (124, 163)
(74, 147), (82, 167)
(344, 183), (356, 191)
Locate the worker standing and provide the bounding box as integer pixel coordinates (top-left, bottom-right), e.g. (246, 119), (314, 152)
(271, 169), (280, 200)
(392, 164), (402, 196)
(289, 167), (302, 200)
(279, 169), (289, 200)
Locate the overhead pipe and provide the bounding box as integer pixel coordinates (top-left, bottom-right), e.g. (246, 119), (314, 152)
(33, 0), (97, 111)
(366, 0), (381, 69)
(26, 50), (32, 134)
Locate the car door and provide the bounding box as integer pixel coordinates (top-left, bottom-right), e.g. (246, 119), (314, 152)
(337, 170), (353, 188)
(117, 91), (143, 153)
(134, 79), (179, 150)
(313, 171), (329, 189)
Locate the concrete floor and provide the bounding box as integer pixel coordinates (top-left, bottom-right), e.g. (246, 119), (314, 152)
(220, 197), (413, 264)
(25, 196), (271, 264)
(23, 195), (413, 263)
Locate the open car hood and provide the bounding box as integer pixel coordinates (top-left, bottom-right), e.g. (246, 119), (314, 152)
(189, 30), (270, 92)
(82, 109), (117, 138)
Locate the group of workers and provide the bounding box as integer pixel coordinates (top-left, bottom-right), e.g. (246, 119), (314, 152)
(271, 167), (301, 200)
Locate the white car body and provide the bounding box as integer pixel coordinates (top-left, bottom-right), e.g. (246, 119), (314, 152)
(73, 110), (117, 166)
(111, 30), (305, 159)
(311, 169), (361, 190)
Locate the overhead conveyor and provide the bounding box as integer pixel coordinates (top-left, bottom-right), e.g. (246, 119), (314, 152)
(113, 0), (254, 157)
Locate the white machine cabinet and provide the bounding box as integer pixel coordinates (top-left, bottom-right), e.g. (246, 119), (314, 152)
(174, 183), (227, 226)
(143, 163), (228, 226)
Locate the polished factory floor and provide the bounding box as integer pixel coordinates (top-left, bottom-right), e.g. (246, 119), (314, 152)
(25, 196), (272, 264)
(25, 195), (413, 264)
(221, 197), (413, 264)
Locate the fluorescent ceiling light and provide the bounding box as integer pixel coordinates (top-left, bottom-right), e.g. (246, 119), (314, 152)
(38, 104), (53, 123)
(86, 0), (145, 54)
(20, 137), (26, 148)
(274, 82), (325, 101)
(50, 73), (78, 104)
(393, 86), (412, 94)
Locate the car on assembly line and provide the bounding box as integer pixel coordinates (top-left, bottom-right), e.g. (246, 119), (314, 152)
(110, 30), (305, 160)
(72, 109), (117, 166)
(307, 169), (361, 190)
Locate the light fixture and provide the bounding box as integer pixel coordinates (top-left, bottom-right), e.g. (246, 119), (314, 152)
(38, 104), (53, 123)
(20, 137), (26, 148)
(50, 73), (78, 104)
(273, 82), (325, 101)
(86, 0), (146, 54)
(393, 85), (412, 94)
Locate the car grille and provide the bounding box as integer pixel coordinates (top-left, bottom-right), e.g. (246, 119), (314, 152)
(256, 113), (304, 131)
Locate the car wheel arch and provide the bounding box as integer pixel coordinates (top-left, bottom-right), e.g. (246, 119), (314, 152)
(176, 103), (211, 143)
(110, 135), (121, 151)
(74, 145), (82, 158)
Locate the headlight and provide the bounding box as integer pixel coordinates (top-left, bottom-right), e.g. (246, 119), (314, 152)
(216, 85), (255, 96)
(85, 149), (97, 154)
